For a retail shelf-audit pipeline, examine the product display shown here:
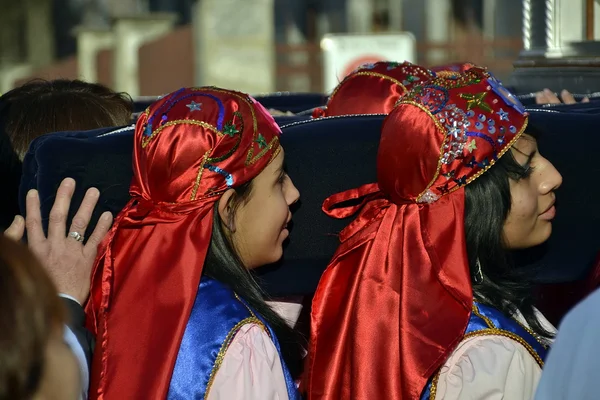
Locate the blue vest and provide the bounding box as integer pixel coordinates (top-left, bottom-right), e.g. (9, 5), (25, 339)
(421, 301), (548, 400)
(167, 277), (301, 400)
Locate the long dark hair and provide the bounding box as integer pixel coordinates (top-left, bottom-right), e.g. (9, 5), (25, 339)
(203, 182), (305, 378)
(464, 134), (554, 340)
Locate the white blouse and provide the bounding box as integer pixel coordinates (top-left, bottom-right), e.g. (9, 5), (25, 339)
(434, 308), (555, 400)
(206, 298), (303, 400)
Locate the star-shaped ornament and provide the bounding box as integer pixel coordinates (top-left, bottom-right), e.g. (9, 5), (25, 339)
(460, 92), (492, 112)
(496, 108), (509, 121)
(255, 134), (267, 149)
(186, 101), (202, 112)
(467, 139), (477, 153)
(223, 123), (239, 137)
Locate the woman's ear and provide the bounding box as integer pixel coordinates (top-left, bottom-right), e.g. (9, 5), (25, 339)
(218, 189), (237, 232)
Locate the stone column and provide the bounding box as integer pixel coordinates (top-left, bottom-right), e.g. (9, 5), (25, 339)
(520, 0), (586, 58)
(74, 27), (114, 83)
(512, 0), (600, 93)
(347, 0), (374, 33)
(425, 0), (451, 64)
(25, 0), (55, 67)
(193, 0), (276, 94)
(112, 13), (176, 97)
(387, 0), (403, 31)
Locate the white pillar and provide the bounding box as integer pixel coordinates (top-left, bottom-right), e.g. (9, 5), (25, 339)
(0, 64), (33, 94)
(388, 0), (403, 31)
(193, 0), (276, 94)
(522, 0), (586, 58)
(549, 0), (585, 56)
(25, 0), (55, 67)
(347, 0), (374, 33)
(112, 13), (176, 97)
(425, 0), (450, 63)
(595, 0), (600, 40)
(74, 28), (114, 83)
(483, 0), (497, 40)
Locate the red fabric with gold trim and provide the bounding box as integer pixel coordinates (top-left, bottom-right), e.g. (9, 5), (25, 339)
(305, 68), (528, 399)
(313, 61), (434, 118)
(430, 62), (476, 74)
(85, 87), (281, 400)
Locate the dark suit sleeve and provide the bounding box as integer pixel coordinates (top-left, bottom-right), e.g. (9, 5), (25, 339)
(61, 297), (95, 370)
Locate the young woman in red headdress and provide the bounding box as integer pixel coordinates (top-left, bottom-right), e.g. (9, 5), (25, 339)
(305, 68), (561, 399)
(85, 87), (303, 399)
(312, 61), (434, 118)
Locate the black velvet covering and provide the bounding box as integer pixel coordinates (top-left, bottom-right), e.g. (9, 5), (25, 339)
(253, 93), (328, 114)
(18, 110), (600, 296)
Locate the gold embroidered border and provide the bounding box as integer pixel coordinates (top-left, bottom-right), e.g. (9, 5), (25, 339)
(428, 303), (544, 398)
(204, 316), (265, 399)
(142, 120), (221, 148)
(328, 71), (408, 102)
(473, 304), (548, 349)
(190, 151), (210, 201)
(428, 368), (442, 400)
(245, 136), (280, 166)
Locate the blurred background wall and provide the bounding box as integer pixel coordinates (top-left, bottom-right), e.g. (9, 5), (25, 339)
(0, 0), (565, 96)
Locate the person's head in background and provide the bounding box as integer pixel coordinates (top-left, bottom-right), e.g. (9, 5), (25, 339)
(0, 236), (79, 400)
(0, 79), (133, 160)
(0, 79), (133, 230)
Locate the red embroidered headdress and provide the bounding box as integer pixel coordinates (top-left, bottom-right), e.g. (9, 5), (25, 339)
(85, 87), (282, 399)
(305, 68), (528, 399)
(312, 61), (434, 118)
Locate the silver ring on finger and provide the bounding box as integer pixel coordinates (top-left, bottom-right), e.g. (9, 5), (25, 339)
(68, 231), (84, 242)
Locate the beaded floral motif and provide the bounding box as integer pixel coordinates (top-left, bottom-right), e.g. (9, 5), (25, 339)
(398, 69), (528, 203)
(436, 104), (470, 164)
(329, 61), (435, 108)
(407, 85), (449, 114)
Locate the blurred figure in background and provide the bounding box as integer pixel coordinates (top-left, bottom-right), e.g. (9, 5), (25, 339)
(0, 79), (133, 160)
(0, 79), (132, 231)
(0, 235), (80, 400)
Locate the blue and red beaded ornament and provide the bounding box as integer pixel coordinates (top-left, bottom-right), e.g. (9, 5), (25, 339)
(395, 67), (527, 204)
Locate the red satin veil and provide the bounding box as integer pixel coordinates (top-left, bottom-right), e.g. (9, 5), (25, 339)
(305, 68), (528, 399)
(85, 87), (281, 399)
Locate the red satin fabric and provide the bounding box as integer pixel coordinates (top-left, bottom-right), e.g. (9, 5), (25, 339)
(305, 68), (528, 399)
(306, 185), (471, 399)
(322, 61), (434, 117)
(85, 88), (281, 400)
(87, 198), (214, 399)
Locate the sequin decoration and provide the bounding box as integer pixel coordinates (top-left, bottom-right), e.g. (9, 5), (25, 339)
(223, 123), (239, 137)
(417, 190), (440, 204)
(411, 85), (450, 114)
(402, 75), (421, 86)
(205, 164), (234, 187)
(467, 140), (477, 153)
(488, 76), (526, 115)
(436, 104), (470, 164)
(459, 92), (492, 112)
(387, 62), (402, 70)
(255, 134), (268, 149)
(397, 68), (527, 205)
(186, 101), (202, 111)
(496, 108), (509, 121)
